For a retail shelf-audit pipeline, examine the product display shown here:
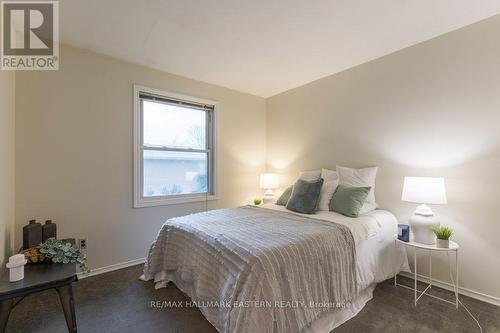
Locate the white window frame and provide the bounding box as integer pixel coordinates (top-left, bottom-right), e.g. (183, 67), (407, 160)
(133, 85), (218, 208)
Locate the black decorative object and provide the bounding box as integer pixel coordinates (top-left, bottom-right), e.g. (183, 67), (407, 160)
(22, 220), (42, 250)
(42, 220), (57, 242)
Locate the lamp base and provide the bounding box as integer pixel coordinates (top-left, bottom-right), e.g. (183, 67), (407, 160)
(409, 204), (440, 244)
(264, 189), (274, 197)
(262, 189), (275, 204)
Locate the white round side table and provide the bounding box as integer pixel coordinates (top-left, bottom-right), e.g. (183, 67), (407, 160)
(394, 238), (459, 308)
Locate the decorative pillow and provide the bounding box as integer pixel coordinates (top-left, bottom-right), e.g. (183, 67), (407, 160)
(276, 186), (293, 206)
(298, 170), (321, 181)
(277, 170), (321, 207)
(321, 168), (338, 182)
(336, 166), (378, 214)
(329, 184), (372, 218)
(317, 180), (339, 211)
(286, 178), (324, 214)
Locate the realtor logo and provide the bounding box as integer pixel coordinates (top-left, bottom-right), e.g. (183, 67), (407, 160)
(1, 1), (59, 70)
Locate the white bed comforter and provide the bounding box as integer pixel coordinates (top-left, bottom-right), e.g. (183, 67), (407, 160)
(142, 205), (409, 333)
(143, 206), (359, 333)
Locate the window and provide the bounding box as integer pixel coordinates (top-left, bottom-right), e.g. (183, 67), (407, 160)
(133, 85), (217, 207)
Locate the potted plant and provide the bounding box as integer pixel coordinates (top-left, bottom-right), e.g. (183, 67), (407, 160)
(431, 226), (453, 248)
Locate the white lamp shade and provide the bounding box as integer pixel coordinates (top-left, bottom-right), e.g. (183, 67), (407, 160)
(401, 177), (447, 204)
(260, 173), (279, 189)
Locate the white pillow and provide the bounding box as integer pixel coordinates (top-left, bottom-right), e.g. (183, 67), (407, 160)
(317, 180), (339, 211)
(336, 165), (378, 214)
(321, 168), (338, 182)
(299, 170), (321, 181)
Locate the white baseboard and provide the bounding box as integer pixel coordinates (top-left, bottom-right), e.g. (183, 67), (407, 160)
(77, 258), (499, 308)
(77, 258), (145, 279)
(399, 271), (500, 307)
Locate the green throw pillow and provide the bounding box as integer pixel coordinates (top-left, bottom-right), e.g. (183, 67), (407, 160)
(276, 186), (293, 206)
(286, 178), (324, 214)
(329, 184), (371, 218)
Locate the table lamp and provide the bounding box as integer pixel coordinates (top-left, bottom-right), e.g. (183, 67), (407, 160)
(401, 177), (447, 244)
(260, 173), (279, 198)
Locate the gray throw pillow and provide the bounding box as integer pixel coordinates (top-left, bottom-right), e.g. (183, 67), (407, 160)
(276, 186), (293, 206)
(329, 184), (371, 218)
(286, 178), (324, 214)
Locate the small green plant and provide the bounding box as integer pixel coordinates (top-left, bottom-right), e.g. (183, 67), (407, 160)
(431, 226), (453, 240)
(254, 198), (262, 205)
(39, 238), (89, 274)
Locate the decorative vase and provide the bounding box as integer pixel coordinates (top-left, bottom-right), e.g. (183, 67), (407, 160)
(436, 239), (449, 248)
(23, 220), (42, 250)
(42, 220), (57, 242)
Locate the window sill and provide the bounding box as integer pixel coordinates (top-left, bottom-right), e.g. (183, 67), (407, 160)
(134, 194), (218, 208)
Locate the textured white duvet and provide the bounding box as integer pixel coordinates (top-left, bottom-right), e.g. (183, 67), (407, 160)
(260, 204), (383, 244)
(264, 205), (410, 332)
(261, 204), (408, 292)
(142, 204), (409, 333)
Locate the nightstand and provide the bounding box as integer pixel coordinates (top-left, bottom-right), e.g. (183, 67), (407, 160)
(0, 262), (78, 333)
(394, 238), (459, 308)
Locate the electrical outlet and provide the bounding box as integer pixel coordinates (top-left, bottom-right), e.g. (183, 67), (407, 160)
(78, 237), (87, 250)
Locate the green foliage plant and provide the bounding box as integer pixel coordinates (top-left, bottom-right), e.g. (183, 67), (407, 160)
(39, 238), (89, 274)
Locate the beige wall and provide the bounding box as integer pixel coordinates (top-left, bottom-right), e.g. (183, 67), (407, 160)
(11, 14), (500, 302)
(267, 15), (500, 300)
(0, 70), (15, 273)
(15, 44), (266, 269)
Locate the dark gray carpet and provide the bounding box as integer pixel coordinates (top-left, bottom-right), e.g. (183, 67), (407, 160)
(4, 265), (500, 333)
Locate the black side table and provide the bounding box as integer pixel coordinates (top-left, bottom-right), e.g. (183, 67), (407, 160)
(0, 262), (78, 333)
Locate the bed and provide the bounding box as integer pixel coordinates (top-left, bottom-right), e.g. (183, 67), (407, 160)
(141, 203), (409, 333)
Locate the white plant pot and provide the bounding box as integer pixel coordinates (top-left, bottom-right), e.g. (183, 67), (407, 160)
(436, 239), (449, 248)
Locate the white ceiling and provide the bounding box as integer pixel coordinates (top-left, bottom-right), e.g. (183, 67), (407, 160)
(60, 0), (500, 97)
